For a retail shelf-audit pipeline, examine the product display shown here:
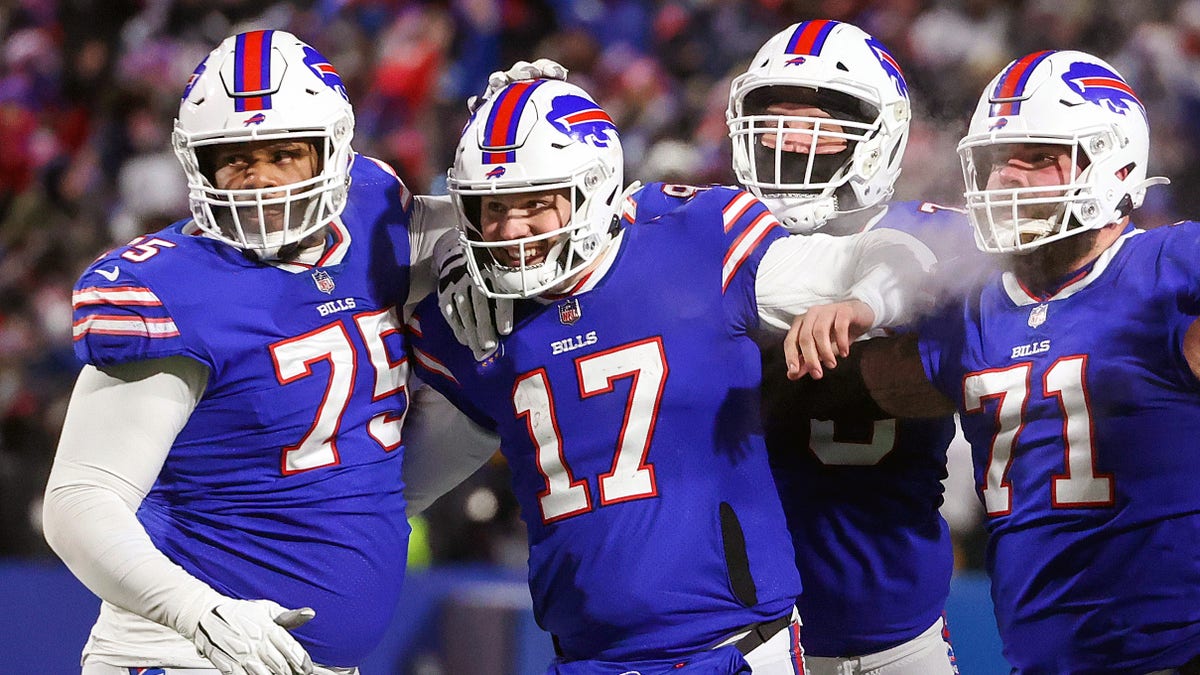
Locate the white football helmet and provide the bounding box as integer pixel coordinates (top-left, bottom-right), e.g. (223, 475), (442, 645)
(958, 50), (1167, 253)
(727, 20), (911, 233)
(448, 78), (624, 299)
(173, 30), (354, 258)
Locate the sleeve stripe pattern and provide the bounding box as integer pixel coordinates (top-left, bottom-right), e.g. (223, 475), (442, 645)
(405, 316), (423, 339)
(72, 286), (163, 309)
(722, 192), (758, 233)
(72, 315), (180, 341)
(72, 285), (179, 341)
(412, 346), (459, 385)
(621, 194), (637, 224)
(722, 210), (783, 292)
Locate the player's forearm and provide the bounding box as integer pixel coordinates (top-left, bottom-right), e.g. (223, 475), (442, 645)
(43, 359), (222, 637)
(845, 228), (937, 328)
(754, 229), (935, 330)
(43, 478), (225, 636)
(858, 334), (956, 418)
(402, 382), (500, 516)
(405, 194), (458, 313)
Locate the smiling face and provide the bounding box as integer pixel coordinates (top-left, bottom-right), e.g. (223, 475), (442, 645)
(478, 189), (573, 270)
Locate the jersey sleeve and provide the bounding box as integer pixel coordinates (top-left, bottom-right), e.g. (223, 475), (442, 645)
(71, 262), (200, 368)
(712, 189), (789, 330)
(406, 193), (456, 311)
(914, 298), (970, 404)
(404, 294), (497, 431)
(756, 227), (936, 332)
(353, 154), (418, 302)
(878, 201), (996, 306)
(1149, 222), (1200, 387)
(624, 181), (709, 222)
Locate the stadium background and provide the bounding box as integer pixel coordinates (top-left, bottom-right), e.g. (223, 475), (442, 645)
(0, 0), (1196, 671)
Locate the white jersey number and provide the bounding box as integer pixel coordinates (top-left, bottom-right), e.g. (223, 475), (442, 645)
(514, 337), (666, 523)
(270, 307), (408, 474)
(809, 419), (898, 466)
(963, 357), (1113, 516)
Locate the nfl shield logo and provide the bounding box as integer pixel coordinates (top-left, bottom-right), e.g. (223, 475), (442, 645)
(558, 298), (582, 325)
(1028, 303), (1048, 328)
(312, 269), (336, 294)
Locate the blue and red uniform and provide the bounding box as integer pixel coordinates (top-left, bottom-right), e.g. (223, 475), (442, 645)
(920, 222), (1200, 673)
(409, 185), (802, 666)
(71, 156), (416, 667)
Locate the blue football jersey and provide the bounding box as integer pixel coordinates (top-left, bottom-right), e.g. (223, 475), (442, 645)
(409, 185), (802, 663)
(919, 223), (1200, 673)
(71, 156), (416, 666)
(761, 201), (983, 656)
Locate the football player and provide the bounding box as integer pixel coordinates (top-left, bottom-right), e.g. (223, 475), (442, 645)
(724, 21), (980, 675)
(409, 77), (937, 673)
(787, 50), (1200, 674)
(42, 30), (498, 675)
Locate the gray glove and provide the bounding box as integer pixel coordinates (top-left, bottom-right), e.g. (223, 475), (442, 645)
(433, 229), (512, 360)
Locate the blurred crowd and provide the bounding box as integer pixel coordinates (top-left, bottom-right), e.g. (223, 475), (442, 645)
(2, 0), (1198, 568)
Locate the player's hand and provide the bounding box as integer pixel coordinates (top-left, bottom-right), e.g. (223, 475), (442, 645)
(433, 229), (512, 360)
(190, 599), (315, 675)
(784, 300), (875, 381)
(467, 58), (569, 113)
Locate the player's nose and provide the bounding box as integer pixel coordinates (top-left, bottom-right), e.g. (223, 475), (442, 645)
(989, 161), (1031, 188)
(240, 161), (281, 189)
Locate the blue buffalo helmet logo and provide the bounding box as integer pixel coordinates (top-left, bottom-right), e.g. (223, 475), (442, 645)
(546, 95), (617, 148)
(301, 45), (349, 102)
(485, 166), (506, 179)
(243, 112), (267, 126)
(988, 117), (1008, 131)
(181, 60), (207, 101)
(865, 36), (907, 97)
(785, 56), (807, 66)
(1062, 61), (1143, 116)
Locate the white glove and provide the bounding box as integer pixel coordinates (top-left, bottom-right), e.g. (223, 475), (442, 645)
(433, 228), (512, 360)
(467, 58), (569, 113)
(189, 598), (315, 675)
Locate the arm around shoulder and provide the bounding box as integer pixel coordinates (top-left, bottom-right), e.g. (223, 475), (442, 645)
(858, 334), (956, 418)
(1185, 317), (1200, 380)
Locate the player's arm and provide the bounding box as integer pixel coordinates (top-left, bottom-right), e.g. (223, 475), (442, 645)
(1185, 317), (1200, 379)
(42, 357), (314, 674)
(779, 331), (955, 418)
(410, 196), (513, 358)
(402, 380), (500, 516)
(406, 194), (458, 313)
(755, 228), (937, 333)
